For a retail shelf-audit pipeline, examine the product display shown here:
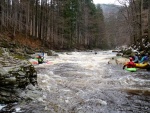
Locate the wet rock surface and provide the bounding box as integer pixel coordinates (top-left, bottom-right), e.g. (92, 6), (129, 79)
(0, 47), (38, 104)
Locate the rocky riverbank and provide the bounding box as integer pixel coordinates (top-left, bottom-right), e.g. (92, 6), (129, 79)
(0, 34), (60, 113)
(0, 46), (38, 103)
(0, 35), (41, 104)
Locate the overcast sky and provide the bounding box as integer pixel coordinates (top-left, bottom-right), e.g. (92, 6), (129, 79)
(93, 0), (121, 5)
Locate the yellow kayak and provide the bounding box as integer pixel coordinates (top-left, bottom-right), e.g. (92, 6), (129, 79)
(135, 63), (149, 68)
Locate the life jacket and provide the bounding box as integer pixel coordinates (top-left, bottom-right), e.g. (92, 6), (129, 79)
(133, 56), (139, 63)
(126, 61), (136, 68)
(140, 56), (149, 63)
(37, 55), (43, 64)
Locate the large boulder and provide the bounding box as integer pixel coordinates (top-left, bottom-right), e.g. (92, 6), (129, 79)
(108, 57), (129, 65)
(47, 50), (58, 56)
(0, 47), (37, 103)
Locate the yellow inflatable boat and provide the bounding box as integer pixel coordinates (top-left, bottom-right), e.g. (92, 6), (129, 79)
(135, 63), (149, 69)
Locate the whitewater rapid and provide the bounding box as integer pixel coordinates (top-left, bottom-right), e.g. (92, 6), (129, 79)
(1, 50), (150, 113)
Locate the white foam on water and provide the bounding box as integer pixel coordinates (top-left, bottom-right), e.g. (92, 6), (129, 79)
(0, 105), (6, 110)
(15, 107), (21, 112)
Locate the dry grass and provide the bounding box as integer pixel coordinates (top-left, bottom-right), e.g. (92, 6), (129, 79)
(15, 34), (42, 49)
(1, 32), (42, 49)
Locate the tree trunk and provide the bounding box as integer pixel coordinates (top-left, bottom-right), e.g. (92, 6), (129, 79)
(148, 0), (150, 40)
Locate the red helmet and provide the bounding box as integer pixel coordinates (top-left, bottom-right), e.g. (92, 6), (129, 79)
(129, 57), (133, 61)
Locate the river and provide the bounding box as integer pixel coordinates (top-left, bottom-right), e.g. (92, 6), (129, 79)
(1, 50), (150, 113)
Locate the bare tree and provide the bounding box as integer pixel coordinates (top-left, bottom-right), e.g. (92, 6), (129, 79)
(117, 0), (142, 44)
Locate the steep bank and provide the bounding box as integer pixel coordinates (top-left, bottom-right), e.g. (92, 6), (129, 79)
(0, 34), (39, 104)
(0, 32), (42, 50)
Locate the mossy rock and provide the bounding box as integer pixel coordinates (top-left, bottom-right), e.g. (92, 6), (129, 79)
(25, 48), (35, 54)
(13, 54), (26, 60)
(123, 49), (132, 55)
(47, 50), (53, 56)
(0, 40), (10, 48)
(0, 48), (4, 56)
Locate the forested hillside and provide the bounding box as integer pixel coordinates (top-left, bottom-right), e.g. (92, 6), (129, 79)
(101, 4), (120, 19)
(101, 4), (130, 48)
(0, 0), (106, 50)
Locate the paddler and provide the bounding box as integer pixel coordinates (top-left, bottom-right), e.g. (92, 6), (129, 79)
(37, 55), (44, 64)
(123, 57), (136, 69)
